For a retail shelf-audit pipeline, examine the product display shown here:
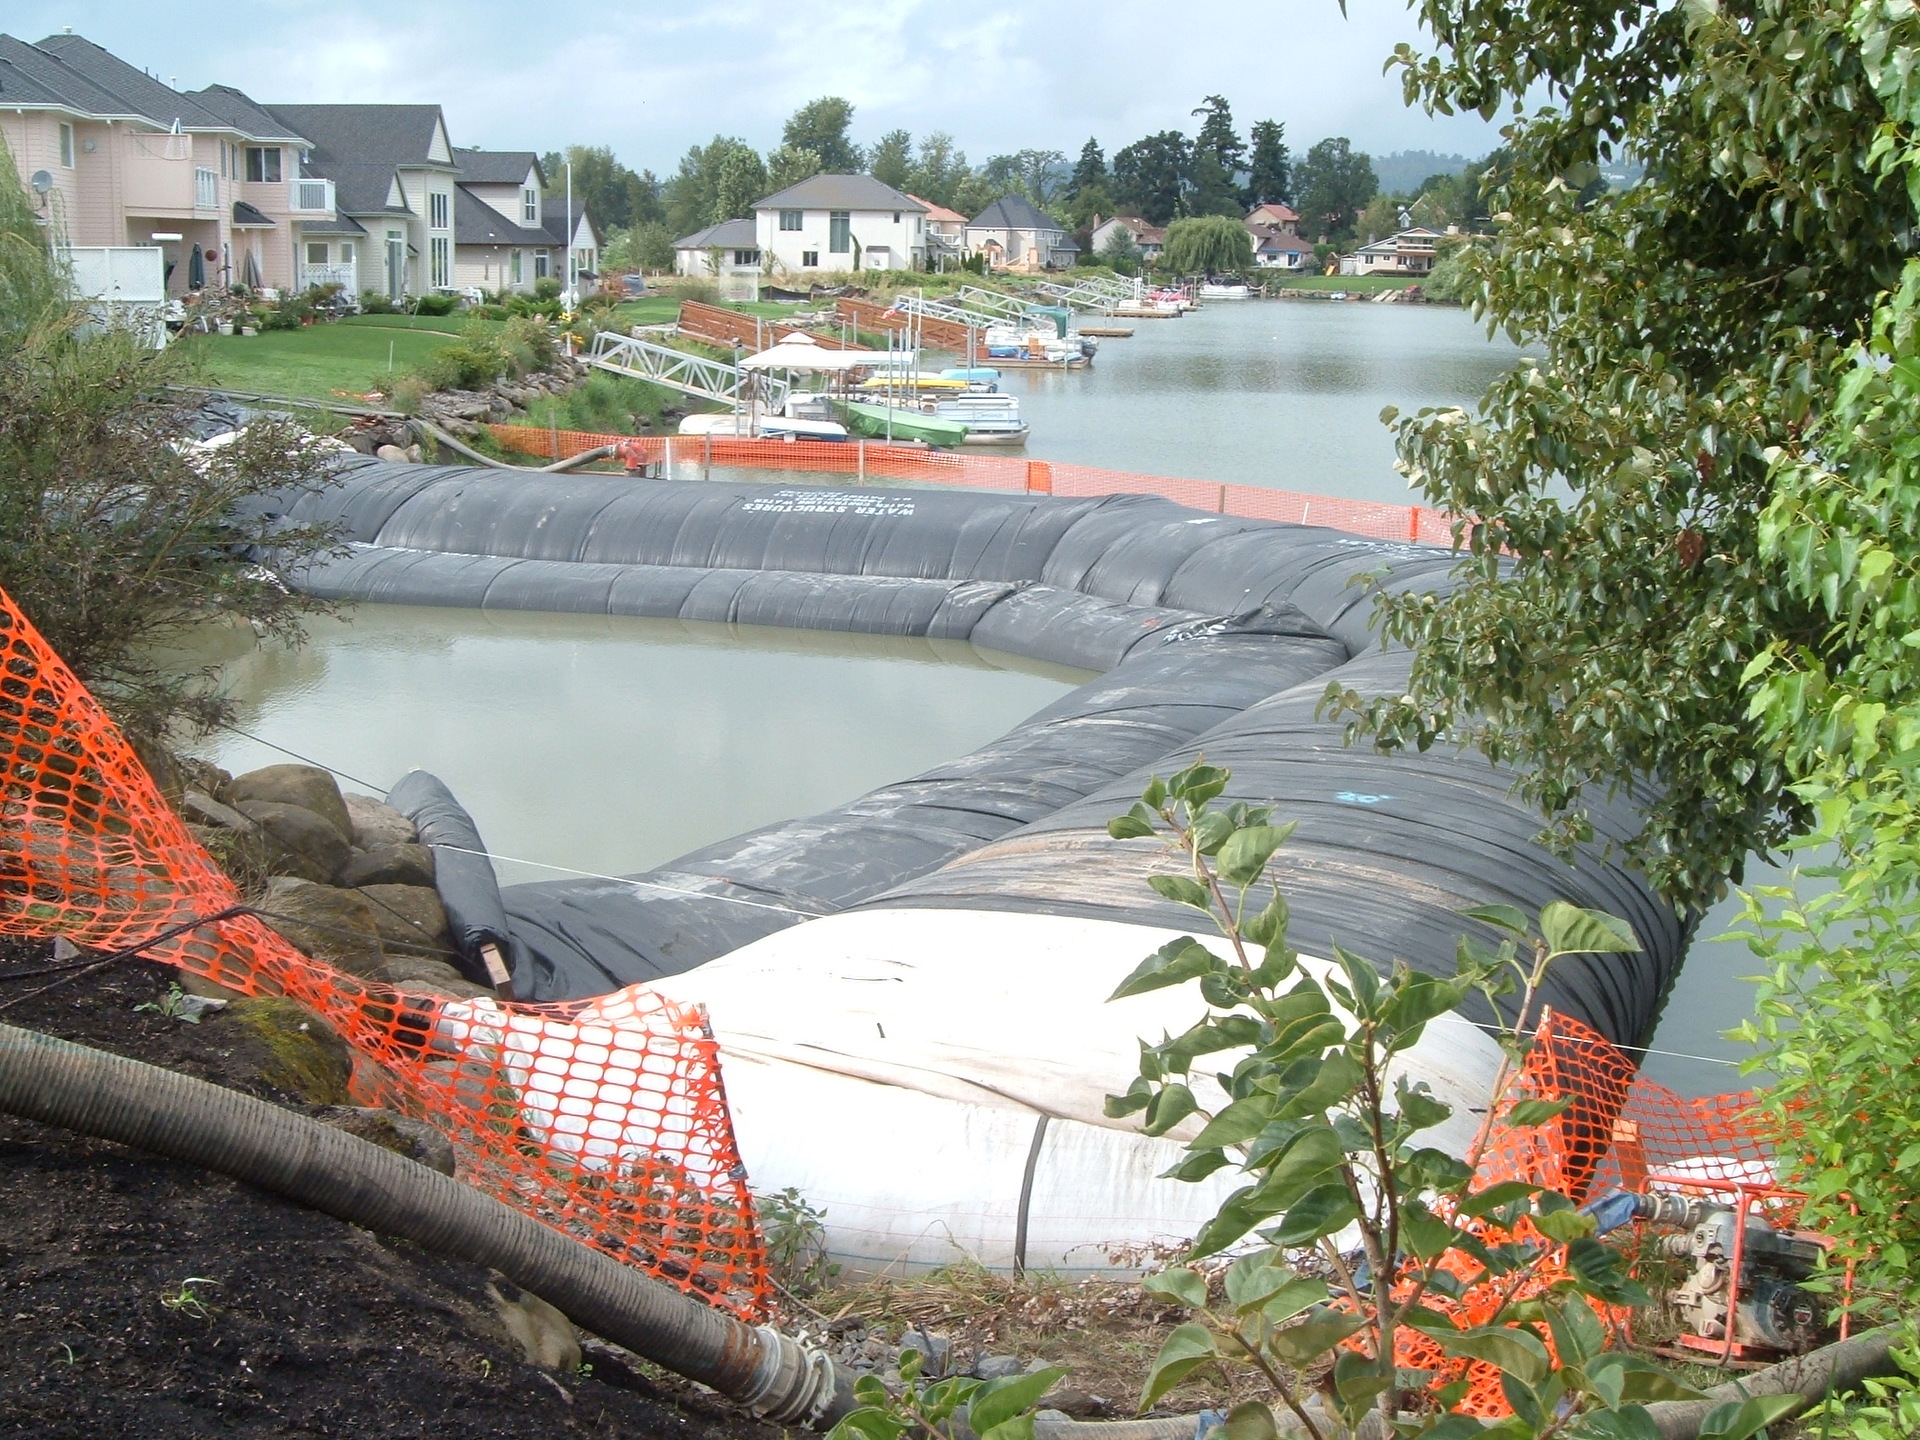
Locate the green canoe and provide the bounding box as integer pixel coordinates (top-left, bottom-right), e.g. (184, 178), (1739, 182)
(835, 400), (969, 447)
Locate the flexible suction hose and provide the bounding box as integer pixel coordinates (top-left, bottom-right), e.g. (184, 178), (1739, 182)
(0, 1021), (854, 1428)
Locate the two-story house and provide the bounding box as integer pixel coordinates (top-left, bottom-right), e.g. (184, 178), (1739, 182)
(264, 103), (460, 302)
(964, 195), (1078, 272)
(909, 195), (968, 266)
(450, 147), (551, 294)
(1342, 226), (1442, 277)
(543, 200), (601, 301)
(0, 31), (335, 300)
(752, 174), (925, 274)
(1088, 215), (1166, 264)
(1245, 201), (1303, 235)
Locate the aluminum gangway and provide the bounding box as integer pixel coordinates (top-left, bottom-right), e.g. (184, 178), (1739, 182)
(953, 285), (1037, 322)
(892, 292), (995, 332)
(587, 332), (789, 410)
(1034, 276), (1142, 311)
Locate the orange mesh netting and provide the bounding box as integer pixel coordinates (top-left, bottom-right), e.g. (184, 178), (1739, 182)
(0, 590), (772, 1317)
(1367, 1012), (1777, 1416)
(485, 427), (1458, 546)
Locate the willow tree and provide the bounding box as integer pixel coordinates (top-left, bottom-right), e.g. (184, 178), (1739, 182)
(1159, 215), (1253, 277)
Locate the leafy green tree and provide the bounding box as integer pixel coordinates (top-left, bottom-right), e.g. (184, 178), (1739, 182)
(0, 145), (338, 743)
(539, 145), (650, 229)
(1332, 0), (1910, 905)
(781, 97), (861, 173)
(1159, 215), (1254, 276)
(710, 146), (768, 225)
(1293, 137), (1377, 243)
(1097, 224), (1143, 275)
(905, 131), (969, 208)
(1191, 95), (1246, 206)
(980, 150), (1070, 211)
(663, 136), (759, 236)
(765, 144), (822, 193)
(866, 128), (913, 190)
(1068, 137), (1108, 201)
(1247, 120), (1292, 206)
(1113, 131), (1193, 225)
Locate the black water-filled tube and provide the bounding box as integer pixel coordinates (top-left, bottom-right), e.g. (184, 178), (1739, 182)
(261, 459), (1689, 1272)
(263, 459), (1681, 1044)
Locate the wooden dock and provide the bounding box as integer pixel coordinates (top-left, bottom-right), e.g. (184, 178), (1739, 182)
(1077, 324), (1134, 337)
(1108, 306), (1181, 319)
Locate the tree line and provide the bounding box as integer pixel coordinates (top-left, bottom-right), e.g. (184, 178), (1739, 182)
(544, 94), (1493, 273)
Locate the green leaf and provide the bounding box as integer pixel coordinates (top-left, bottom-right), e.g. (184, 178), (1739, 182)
(1111, 938), (1220, 1000)
(1398, 1198), (1459, 1259)
(1591, 1353), (1707, 1404)
(1421, 1414), (1489, 1440)
(1577, 1406), (1662, 1440)
(1219, 824), (1294, 887)
(1566, 1237), (1651, 1306)
(1259, 1277), (1331, 1326)
(979, 1416), (1035, 1440)
(1505, 1096), (1572, 1127)
(1149, 874), (1213, 911)
(1695, 1395), (1804, 1440)
(1223, 1401), (1280, 1440)
(1143, 1083), (1199, 1137)
(1139, 1323), (1218, 1410)
(1266, 1311), (1366, 1366)
(1332, 1351), (1392, 1412)
(1191, 1094), (1279, 1149)
(1544, 1295), (1608, 1367)
(1394, 1079), (1453, 1133)
(1161, 1149), (1233, 1182)
(1458, 1180), (1540, 1218)
(970, 1366), (1067, 1436)
(827, 1408), (911, 1440)
(1264, 1183), (1360, 1248)
(1533, 1205), (1599, 1243)
(1189, 1192), (1265, 1259)
(1248, 1123), (1345, 1205)
(1108, 814), (1156, 840)
(1463, 903), (1532, 937)
(1142, 1267), (1209, 1309)
(1435, 1325), (1550, 1385)
(1539, 902), (1640, 957)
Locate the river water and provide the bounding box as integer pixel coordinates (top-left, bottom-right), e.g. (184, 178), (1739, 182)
(192, 298), (1761, 1096)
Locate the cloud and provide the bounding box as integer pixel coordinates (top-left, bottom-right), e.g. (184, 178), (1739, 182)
(17, 0), (1500, 170)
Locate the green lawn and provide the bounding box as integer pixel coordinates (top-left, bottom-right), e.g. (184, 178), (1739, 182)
(335, 312), (502, 337)
(181, 321), (467, 401)
(1267, 274), (1424, 293)
(608, 297), (810, 327)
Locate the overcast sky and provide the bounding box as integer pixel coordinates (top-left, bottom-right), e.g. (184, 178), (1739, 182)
(17, 1), (1503, 172)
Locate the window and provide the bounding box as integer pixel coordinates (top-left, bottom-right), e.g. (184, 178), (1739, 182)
(522, 187), (538, 224)
(734, 248), (760, 266)
(801, 249), (819, 268)
(779, 209), (803, 231)
(534, 250), (549, 279)
(892, 211), (900, 223)
(306, 241), (329, 266)
(430, 235), (451, 288)
(245, 146), (282, 183)
(510, 249), (523, 284)
(59, 123), (75, 168)
(828, 211), (851, 253)
(429, 191), (449, 230)
(340, 243), (354, 267)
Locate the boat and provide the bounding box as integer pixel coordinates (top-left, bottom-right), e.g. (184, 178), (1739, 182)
(1197, 282), (1252, 300)
(931, 394), (1028, 446)
(677, 411), (849, 442)
(833, 399), (970, 447)
(980, 325), (1089, 364)
(939, 367), (1003, 388)
(855, 374), (970, 394)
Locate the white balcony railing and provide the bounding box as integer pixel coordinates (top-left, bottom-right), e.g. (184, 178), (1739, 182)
(301, 261), (357, 295)
(194, 167), (219, 211)
(289, 178), (335, 215)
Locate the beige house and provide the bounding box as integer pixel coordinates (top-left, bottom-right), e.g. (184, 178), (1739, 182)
(964, 195), (1078, 272)
(1341, 226), (1441, 277)
(452, 147), (551, 294)
(0, 30), (331, 298)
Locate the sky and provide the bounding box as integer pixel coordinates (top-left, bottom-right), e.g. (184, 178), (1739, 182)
(15, 1), (1504, 174)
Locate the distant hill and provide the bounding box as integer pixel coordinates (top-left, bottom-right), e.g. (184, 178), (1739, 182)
(1370, 150), (1479, 197)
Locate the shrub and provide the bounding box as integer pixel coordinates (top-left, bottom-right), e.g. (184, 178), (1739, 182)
(418, 339), (508, 392)
(496, 315), (557, 377)
(532, 276), (562, 302)
(359, 290), (397, 314)
(413, 292), (460, 317)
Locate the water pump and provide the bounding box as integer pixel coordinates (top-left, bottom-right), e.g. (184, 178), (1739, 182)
(1583, 1188), (1831, 1357)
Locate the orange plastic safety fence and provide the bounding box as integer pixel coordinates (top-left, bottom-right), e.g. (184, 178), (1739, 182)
(0, 590), (772, 1318)
(482, 426), (1455, 545)
(1373, 1012), (1776, 1417)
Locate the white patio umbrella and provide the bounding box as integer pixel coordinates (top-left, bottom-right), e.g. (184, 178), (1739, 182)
(738, 334), (871, 372)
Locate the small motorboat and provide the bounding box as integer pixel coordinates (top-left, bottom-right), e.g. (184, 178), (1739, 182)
(833, 399), (970, 447)
(1197, 282), (1252, 300)
(678, 411), (849, 442)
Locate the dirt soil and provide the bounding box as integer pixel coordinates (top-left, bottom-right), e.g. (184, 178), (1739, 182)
(0, 944), (784, 1439)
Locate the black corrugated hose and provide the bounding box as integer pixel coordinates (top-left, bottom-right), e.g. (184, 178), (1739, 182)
(0, 1021), (854, 1427)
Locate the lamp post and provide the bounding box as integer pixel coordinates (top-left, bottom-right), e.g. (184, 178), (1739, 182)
(564, 157), (575, 310)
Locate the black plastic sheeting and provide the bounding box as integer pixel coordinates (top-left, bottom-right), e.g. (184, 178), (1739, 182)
(261, 460), (1686, 1044)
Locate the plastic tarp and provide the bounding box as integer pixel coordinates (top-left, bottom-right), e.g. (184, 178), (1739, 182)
(263, 460), (1686, 1271)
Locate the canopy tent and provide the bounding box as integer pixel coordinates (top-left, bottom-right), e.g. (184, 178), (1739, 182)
(739, 334), (871, 372)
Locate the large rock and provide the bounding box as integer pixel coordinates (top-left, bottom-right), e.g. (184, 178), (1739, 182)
(228, 764), (352, 844)
(256, 876), (385, 977)
(487, 1279), (581, 1372)
(382, 955), (494, 1000)
(343, 792), (417, 849)
(205, 996), (354, 1104)
(356, 883), (451, 956)
(308, 1105), (456, 1176)
(337, 843), (434, 890)
(234, 800), (352, 883)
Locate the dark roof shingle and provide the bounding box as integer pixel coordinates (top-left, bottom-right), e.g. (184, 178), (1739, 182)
(968, 194), (1060, 232)
(674, 218), (757, 249)
(455, 185), (550, 246)
(454, 147), (543, 186)
(753, 174), (923, 212)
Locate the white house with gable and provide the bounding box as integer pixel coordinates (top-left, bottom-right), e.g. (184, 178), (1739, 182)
(752, 174), (925, 274)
